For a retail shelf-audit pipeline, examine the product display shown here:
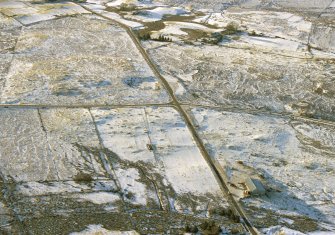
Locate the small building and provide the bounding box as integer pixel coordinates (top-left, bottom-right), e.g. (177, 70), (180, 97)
(244, 178), (266, 196)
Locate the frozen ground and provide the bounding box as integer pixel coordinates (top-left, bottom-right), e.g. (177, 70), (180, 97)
(189, 107), (335, 232)
(0, 0), (334, 234)
(0, 13), (168, 105)
(146, 42), (335, 121)
(0, 107), (245, 234)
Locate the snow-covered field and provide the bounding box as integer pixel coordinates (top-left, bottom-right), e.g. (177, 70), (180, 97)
(158, 0), (334, 13)
(92, 107), (227, 211)
(126, 7), (189, 22)
(0, 107), (243, 233)
(0, 0), (334, 234)
(0, 14), (169, 105)
(145, 41), (335, 121)
(194, 11), (312, 44)
(70, 225), (139, 235)
(106, 0), (164, 8)
(0, 1), (89, 25)
(189, 107), (335, 232)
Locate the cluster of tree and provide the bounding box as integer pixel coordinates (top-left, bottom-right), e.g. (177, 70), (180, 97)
(153, 35), (172, 42)
(138, 33), (172, 42)
(138, 33), (151, 41)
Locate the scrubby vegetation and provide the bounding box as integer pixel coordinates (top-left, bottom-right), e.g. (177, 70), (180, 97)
(199, 22), (241, 45)
(199, 221), (221, 234)
(73, 172), (93, 183)
(209, 206), (241, 222)
(248, 30), (264, 37)
(201, 32), (222, 44)
(184, 224), (198, 233)
(138, 33), (151, 41)
(224, 22), (239, 35)
(119, 3), (137, 11)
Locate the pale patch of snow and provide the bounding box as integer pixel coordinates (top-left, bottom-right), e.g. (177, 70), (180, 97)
(92, 108), (154, 163)
(106, 0), (163, 8)
(16, 181), (118, 197)
(77, 192), (120, 205)
(318, 223), (335, 232)
(70, 224), (139, 235)
(194, 10), (312, 44)
(161, 146), (220, 194)
(15, 14), (56, 25)
(129, 6), (189, 22)
(13, 2), (89, 25)
(235, 35), (304, 52)
(311, 49), (335, 59)
(146, 7), (189, 19)
(262, 226), (335, 235)
(309, 232), (335, 235)
(99, 11), (144, 29)
(160, 73), (187, 96)
(92, 107), (222, 197)
(0, 1), (27, 8)
(275, 12), (311, 33)
(193, 13), (226, 27)
(107, 0), (127, 7)
(175, 82), (186, 95)
(86, 0), (109, 4)
(115, 167), (148, 205)
(310, 26), (335, 53)
(82, 3), (144, 29)
(0, 6), (38, 17)
(16, 181), (86, 196)
(81, 2), (106, 10)
(279, 217), (295, 225)
(155, 21), (217, 37)
(261, 226), (306, 235)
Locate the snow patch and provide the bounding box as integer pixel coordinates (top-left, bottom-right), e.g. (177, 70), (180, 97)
(115, 167), (148, 205)
(261, 226), (305, 235)
(132, 7), (189, 22)
(13, 2), (89, 25)
(238, 35), (303, 52)
(97, 10), (144, 29)
(106, 0), (163, 8)
(194, 10), (312, 44)
(262, 226), (335, 235)
(191, 108), (335, 225)
(77, 192), (120, 205)
(156, 21), (217, 37)
(92, 107), (222, 197)
(81, 2), (106, 10)
(70, 224), (139, 235)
